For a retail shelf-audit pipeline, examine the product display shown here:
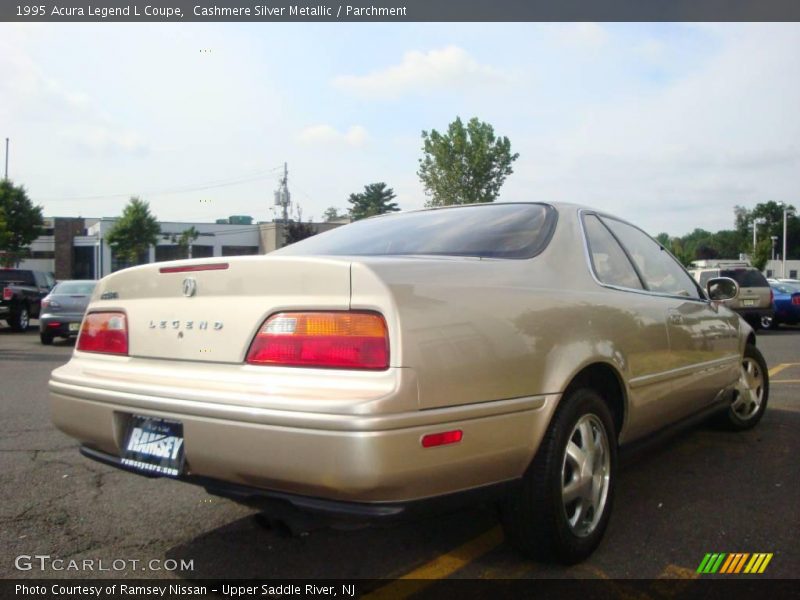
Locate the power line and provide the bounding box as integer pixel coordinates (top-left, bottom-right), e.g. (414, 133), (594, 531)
(35, 165), (285, 202)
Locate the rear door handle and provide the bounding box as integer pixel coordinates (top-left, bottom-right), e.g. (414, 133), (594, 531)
(668, 311), (684, 325)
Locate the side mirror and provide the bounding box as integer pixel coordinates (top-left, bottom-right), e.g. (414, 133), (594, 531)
(706, 277), (739, 301)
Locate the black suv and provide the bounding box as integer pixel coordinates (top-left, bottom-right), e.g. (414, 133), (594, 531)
(1, 269), (56, 331)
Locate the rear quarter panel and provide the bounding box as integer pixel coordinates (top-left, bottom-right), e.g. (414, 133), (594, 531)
(350, 210), (674, 431)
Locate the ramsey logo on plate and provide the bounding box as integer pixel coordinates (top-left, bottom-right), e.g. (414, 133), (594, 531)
(121, 416), (185, 477)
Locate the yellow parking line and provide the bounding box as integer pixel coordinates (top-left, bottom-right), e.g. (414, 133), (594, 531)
(656, 564), (700, 579)
(579, 564), (612, 579)
(364, 526), (504, 599)
(768, 364), (792, 377)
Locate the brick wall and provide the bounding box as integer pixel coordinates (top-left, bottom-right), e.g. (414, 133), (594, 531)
(53, 218), (85, 279)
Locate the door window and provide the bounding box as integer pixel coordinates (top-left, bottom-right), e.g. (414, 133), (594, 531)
(601, 218), (701, 299)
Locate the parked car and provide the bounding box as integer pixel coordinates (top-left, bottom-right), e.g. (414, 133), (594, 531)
(39, 280), (98, 344)
(50, 203), (768, 564)
(764, 282), (800, 329)
(689, 265), (773, 329)
(0, 268), (56, 331)
(768, 278), (800, 286)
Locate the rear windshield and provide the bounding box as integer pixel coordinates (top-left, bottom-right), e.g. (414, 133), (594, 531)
(696, 271), (717, 286)
(720, 268), (769, 288)
(0, 270), (35, 285)
(53, 281), (96, 295)
(275, 203), (557, 259)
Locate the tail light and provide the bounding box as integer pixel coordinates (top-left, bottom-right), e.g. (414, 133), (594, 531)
(246, 311), (389, 370)
(770, 289), (774, 305)
(76, 312), (128, 355)
(41, 297), (60, 310)
(2, 288), (12, 301)
(792, 295), (800, 306)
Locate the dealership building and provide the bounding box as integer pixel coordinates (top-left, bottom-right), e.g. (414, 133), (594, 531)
(19, 216), (348, 280)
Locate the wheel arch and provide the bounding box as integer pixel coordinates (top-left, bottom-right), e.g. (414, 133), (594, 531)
(746, 331), (756, 347)
(561, 362), (627, 441)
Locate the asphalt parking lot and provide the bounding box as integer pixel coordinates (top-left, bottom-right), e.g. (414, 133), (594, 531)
(1, 322), (798, 585)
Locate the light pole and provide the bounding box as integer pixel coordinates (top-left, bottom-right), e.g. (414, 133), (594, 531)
(752, 218), (764, 254)
(783, 208), (795, 278)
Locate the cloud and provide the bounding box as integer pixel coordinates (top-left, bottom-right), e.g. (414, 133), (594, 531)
(555, 23), (610, 50)
(59, 126), (149, 157)
(333, 45), (505, 99)
(297, 124), (369, 147)
(0, 27), (147, 158)
(496, 24), (800, 236)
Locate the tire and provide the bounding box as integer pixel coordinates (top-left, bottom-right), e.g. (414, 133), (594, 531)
(760, 315), (778, 330)
(500, 388), (617, 564)
(720, 344), (769, 431)
(40, 331), (54, 345)
(9, 305), (30, 332)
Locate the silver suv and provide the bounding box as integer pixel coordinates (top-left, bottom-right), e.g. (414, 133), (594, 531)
(690, 264), (773, 329)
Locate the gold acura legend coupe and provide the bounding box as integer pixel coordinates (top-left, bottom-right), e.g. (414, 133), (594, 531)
(50, 203), (768, 563)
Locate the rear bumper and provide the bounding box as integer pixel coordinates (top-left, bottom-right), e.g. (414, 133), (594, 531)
(50, 357), (557, 503)
(733, 306), (773, 320)
(80, 445), (518, 523)
(774, 305), (800, 324)
(40, 313), (83, 336)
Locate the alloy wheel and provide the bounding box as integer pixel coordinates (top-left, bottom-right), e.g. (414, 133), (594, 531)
(732, 356), (765, 420)
(561, 414), (611, 537)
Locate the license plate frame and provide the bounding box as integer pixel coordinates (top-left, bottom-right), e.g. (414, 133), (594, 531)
(68, 322), (80, 332)
(741, 299), (756, 307)
(122, 415), (185, 477)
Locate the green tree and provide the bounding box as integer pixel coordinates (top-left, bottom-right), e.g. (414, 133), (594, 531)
(0, 206), (8, 252)
(738, 201), (799, 259)
(418, 116), (519, 207)
(283, 205), (317, 246)
(712, 230), (745, 259)
(753, 201), (798, 260)
(164, 226), (200, 259)
(655, 232), (670, 247)
(0, 179), (44, 267)
(348, 182), (400, 221)
(106, 197), (161, 265)
(322, 207), (345, 222)
(752, 238), (772, 271)
(733, 204), (751, 239)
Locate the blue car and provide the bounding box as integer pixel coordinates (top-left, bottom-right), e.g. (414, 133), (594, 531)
(767, 282), (800, 329)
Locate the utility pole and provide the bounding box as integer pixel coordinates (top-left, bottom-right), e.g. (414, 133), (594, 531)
(273, 162), (291, 249)
(783, 207), (794, 278)
(4, 138), (8, 180)
(273, 162), (291, 224)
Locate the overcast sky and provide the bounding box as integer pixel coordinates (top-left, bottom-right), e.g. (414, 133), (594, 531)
(1, 22), (798, 236)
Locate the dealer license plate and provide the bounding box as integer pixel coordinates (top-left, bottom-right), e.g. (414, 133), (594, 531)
(122, 416), (185, 477)
(741, 299), (756, 307)
(68, 322), (80, 332)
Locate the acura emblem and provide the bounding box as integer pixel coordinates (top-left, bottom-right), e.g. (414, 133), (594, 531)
(182, 277), (197, 297)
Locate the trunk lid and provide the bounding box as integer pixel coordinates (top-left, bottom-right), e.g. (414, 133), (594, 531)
(49, 294), (91, 314)
(89, 256), (352, 364)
